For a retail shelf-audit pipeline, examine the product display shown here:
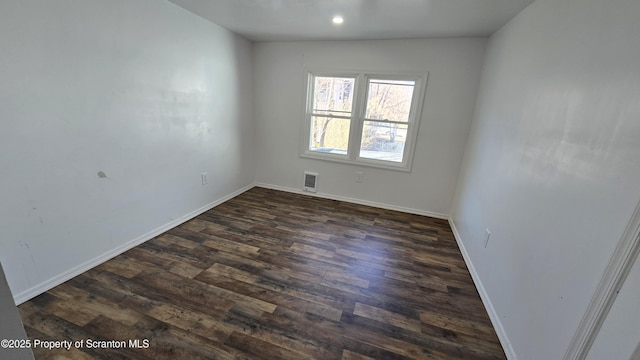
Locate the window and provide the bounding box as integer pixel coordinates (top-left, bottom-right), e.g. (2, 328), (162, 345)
(309, 76), (354, 155)
(302, 72), (427, 171)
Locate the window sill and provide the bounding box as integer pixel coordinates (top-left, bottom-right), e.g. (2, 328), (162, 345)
(300, 151), (412, 172)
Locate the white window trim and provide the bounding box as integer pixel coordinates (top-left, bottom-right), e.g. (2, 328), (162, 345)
(300, 70), (428, 172)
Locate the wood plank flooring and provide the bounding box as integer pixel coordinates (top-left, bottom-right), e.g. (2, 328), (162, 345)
(18, 187), (505, 359)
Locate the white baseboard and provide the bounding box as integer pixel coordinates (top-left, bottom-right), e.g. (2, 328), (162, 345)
(254, 182), (448, 219)
(448, 218), (518, 360)
(13, 184), (254, 305)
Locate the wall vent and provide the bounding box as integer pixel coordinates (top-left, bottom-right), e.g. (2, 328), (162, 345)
(303, 171), (318, 193)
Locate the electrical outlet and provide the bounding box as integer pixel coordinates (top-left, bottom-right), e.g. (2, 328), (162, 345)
(355, 171), (364, 183)
(484, 228), (491, 248)
(201, 172), (208, 185)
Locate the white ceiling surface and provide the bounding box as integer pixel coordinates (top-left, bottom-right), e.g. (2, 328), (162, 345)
(168, 0), (536, 42)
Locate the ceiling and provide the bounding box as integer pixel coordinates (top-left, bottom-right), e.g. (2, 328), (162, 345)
(168, 0), (535, 42)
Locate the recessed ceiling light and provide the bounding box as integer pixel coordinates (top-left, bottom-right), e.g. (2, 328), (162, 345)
(332, 16), (344, 25)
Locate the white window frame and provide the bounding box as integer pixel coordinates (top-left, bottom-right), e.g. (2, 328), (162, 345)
(300, 70), (428, 172)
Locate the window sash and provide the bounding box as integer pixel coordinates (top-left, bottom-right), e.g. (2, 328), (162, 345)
(364, 78), (416, 123)
(310, 113), (352, 120)
(362, 117), (410, 125)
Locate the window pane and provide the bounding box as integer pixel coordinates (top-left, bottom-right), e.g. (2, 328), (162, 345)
(365, 79), (415, 122)
(313, 77), (355, 116)
(310, 116), (350, 154)
(359, 121), (408, 162)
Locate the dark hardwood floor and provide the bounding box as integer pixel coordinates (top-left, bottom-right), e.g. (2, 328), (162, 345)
(18, 187), (505, 359)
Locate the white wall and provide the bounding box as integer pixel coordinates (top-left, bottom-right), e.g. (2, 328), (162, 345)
(0, 0), (254, 302)
(253, 39), (486, 217)
(450, 0), (640, 358)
